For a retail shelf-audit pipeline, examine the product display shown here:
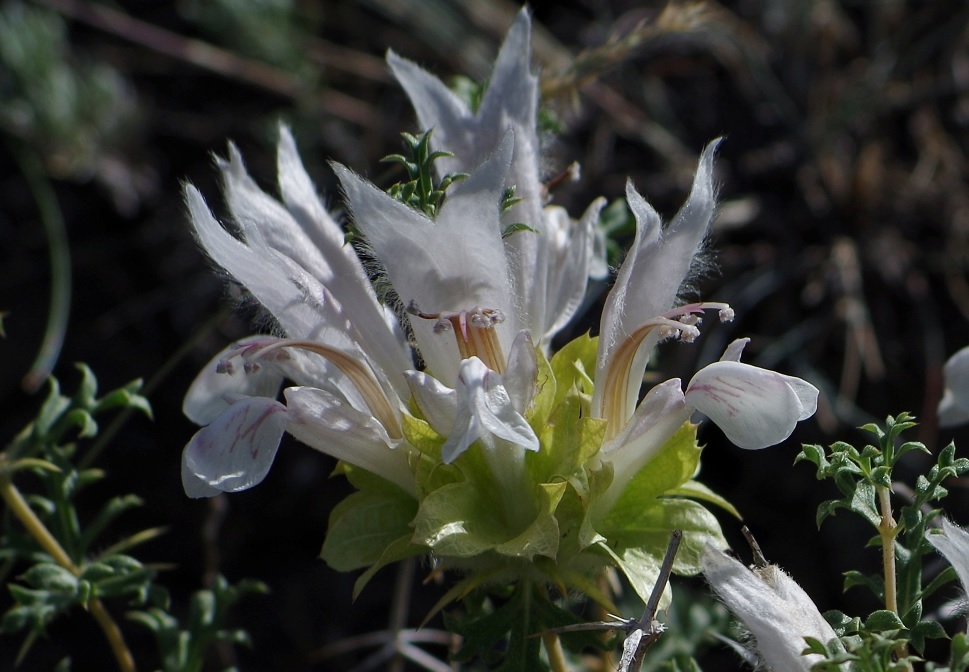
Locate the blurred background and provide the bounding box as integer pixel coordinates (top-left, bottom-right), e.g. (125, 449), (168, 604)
(2, 0), (969, 669)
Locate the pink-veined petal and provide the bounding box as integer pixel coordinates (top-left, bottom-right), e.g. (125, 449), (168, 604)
(183, 336), (284, 426)
(181, 397), (289, 497)
(441, 358), (539, 464)
(686, 361), (818, 450)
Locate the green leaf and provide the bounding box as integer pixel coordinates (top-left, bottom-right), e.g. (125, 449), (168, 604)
(598, 498), (726, 604)
(547, 333), (597, 412)
(864, 609), (905, 631)
(603, 422), (702, 520)
(666, 480), (742, 520)
(321, 489), (418, 571)
(351, 535), (425, 600)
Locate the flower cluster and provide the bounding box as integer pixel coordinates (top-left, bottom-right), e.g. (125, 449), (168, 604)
(181, 9), (818, 602)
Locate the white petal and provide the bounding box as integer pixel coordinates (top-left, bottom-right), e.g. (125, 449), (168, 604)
(440, 358), (539, 463)
(720, 338), (750, 362)
(927, 518), (969, 596)
(187, 185), (311, 338)
(594, 140), (721, 415)
(503, 330), (538, 414)
(181, 461), (222, 498)
(181, 397), (289, 497)
(595, 379), (691, 517)
(389, 9), (550, 339)
(276, 127), (413, 378)
(939, 346), (969, 427)
(405, 370), (457, 437)
(284, 386), (416, 496)
(702, 545), (837, 671)
(686, 361), (818, 450)
(183, 336), (284, 426)
(541, 199), (606, 342)
(334, 136), (517, 383)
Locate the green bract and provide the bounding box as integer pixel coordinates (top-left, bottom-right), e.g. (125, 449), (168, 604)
(321, 334), (729, 605)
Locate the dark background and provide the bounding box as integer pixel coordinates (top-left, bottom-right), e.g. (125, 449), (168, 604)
(2, 0), (969, 669)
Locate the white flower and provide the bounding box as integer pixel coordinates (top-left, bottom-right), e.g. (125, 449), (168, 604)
(388, 9), (605, 347)
(938, 346), (969, 427)
(180, 7), (818, 532)
(702, 545), (840, 671)
(927, 518), (969, 599)
(586, 141), (819, 514)
(180, 9), (603, 500)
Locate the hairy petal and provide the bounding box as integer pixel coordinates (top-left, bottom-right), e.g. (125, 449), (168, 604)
(703, 546), (839, 671)
(389, 9), (553, 340)
(927, 518), (969, 595)
(181, 397), (289, 498)
(334, 136), (517, 382)
(594, 140), (721, 417)
(686, 361), (819, 450)
(186, 185), (318, 339)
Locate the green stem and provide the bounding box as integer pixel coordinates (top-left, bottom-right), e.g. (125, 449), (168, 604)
(0, 468), (136, 672)
(877, 485), (909, 664)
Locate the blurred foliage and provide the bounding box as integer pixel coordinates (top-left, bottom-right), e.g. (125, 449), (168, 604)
(178, 0), (319, 82)
(0, 364), (264, 670)
(0, 1), (148, 212)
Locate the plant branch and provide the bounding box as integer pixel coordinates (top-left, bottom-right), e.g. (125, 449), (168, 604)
(877, 485), (909, 664)
(0, 468), (136, 672)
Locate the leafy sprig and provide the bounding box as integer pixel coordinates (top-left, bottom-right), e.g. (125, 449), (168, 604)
(381, 130), (468, 218)
(796, 414), (969, 670)
(0, 365), (262, 670)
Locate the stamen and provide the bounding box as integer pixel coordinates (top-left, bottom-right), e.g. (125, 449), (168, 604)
(412, 305), (507, 373)
(222, 338), (402, 440)
(544, 161), (581, 193)
(600, 302), (735, 440)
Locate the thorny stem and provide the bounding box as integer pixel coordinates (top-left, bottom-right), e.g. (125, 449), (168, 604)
(0, 468), (136, 672)
(877, 485), (909, 664)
